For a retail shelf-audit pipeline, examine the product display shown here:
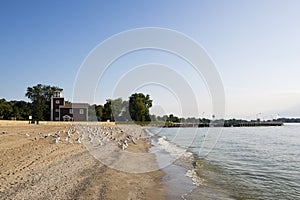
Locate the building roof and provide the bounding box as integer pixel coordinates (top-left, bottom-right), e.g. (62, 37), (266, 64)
(60, 103), (89, 109)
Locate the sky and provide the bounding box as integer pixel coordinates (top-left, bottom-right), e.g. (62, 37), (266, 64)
(1, 0), (300, 119)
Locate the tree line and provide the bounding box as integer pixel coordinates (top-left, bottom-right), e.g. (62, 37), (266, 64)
(0, 84), (154, 123)
(2, 84), (293, 124)
(89, 93), (153, 122)
(0, 99), (32, 120)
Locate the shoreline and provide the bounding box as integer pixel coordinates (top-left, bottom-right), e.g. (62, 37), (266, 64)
(145, 127), (200, 199)
(0, 123), (166, 199)
(146, 126), (236, 199)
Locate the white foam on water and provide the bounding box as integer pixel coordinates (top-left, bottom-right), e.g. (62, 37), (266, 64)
(147, 129), (206, 199)
(158, 137), (185, 157)
(185, 169), (204, 186)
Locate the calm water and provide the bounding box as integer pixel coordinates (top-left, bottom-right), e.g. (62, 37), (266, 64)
(149, 124), (300, 199)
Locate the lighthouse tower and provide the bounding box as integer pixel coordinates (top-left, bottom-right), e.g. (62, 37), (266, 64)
(51, 90), (64, 121)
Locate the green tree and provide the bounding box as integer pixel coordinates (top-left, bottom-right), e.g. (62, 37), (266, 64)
(0, 99), (13, 119)
(25, 84), (62, 123)
(129, 93), (152, 122)
(150, 114), (157, 122)
(186, 117), (198, 123)
(162, 115), (169, 122)
(111, 98), (123, 121)
(102, 98), (131, 122)
(119, 100), (131, 121)
(169, 114), (180, 123)
(103, 99), (113, 121)
(95, 105), (104, 121)
(10, 100), (32, 120)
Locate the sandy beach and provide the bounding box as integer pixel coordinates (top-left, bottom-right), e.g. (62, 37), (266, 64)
(0, 122), (166, 200)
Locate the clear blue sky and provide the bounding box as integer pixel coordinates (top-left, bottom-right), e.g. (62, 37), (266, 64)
(1, 0), (300, 119)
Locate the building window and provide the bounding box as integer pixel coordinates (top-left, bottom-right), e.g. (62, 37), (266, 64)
(79, 109), (84, 114)
(55, 109), (59, 112)
(55, 100), (60, 104)
(69, 109), (73, 114)
(55, 117), (59, 121)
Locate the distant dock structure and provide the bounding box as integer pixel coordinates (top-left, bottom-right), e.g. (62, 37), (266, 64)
(163, 121), (284, 128)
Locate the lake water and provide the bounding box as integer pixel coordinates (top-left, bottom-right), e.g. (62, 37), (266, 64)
(148, 124), (300, 199)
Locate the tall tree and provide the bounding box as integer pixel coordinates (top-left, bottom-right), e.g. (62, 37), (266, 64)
(102, 98), (130, 121)
(111, 98), (123, 121)
(25, 84), (62, 123)
(95, 105), (104, 121)
(129, 93), (152, 122)
(119, 100), (131, 121)
(103, 99), (113, 121)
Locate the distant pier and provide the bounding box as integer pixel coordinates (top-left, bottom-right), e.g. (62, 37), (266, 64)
(163, 121), (284, 128)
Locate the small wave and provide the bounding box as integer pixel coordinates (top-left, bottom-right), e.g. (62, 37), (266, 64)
(153, 134), (205, 186)
(186, 169), (204, 186)
(157, 137), (193, 160)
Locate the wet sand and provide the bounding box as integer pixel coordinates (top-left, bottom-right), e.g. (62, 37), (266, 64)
(0, 122), (166, 200)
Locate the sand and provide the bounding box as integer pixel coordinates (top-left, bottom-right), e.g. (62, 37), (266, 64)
(0, 122), (166, 200)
